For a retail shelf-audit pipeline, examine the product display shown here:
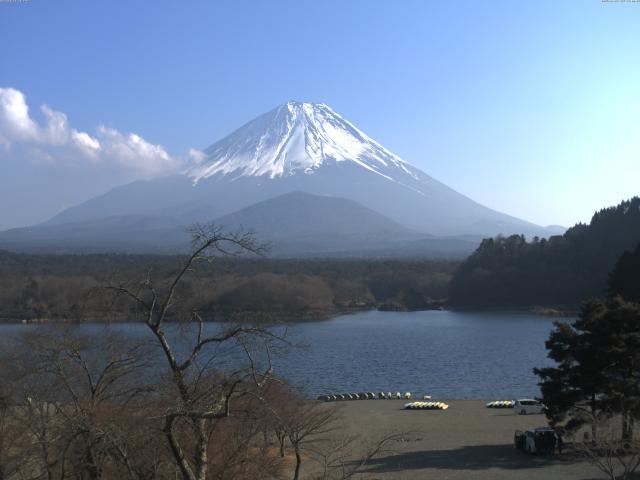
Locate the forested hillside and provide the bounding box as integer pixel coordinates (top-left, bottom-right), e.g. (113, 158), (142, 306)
(0, 252), (456, 322)
(450, 197), (640, 308)
(608, 242), (640, 302)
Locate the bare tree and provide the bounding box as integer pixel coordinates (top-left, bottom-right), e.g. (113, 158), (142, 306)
(109, 224), (281, 480)
(258, 383), (409, 480)
(0, 223), (406, 480)
(1, 327), (163, 480)
(308, 430), (408, 480)
(0, 387), (31, 480)
(575, 414), (640, 480)
(0, 332), (63, 480)
(280, 398), (340, 480)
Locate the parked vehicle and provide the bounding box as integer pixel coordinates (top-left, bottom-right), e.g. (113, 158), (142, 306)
(514, 398), (545, 415)
(514, 427), (556, 454)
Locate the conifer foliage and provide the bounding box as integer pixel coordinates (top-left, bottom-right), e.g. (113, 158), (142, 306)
(535, 298), (640, 442)
(451, 197), (640, 307)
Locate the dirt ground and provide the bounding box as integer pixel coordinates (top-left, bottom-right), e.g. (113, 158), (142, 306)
(325, 400), (605, 480)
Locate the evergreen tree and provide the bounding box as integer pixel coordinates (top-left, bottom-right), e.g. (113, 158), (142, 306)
(535, 298), (640, 441)
(608, 243), (640, 302)
(596, 298), (640, 441)
(535, 300), (610, 439)
(451, 197), (640, 308)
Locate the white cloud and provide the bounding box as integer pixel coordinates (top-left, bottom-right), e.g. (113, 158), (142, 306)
(0, 87), (39, 146)
(188, 148), (207, 164)
(40, 104), (71, 145)
(97, 126), (175, 173)
(0, 87), (187, 175)
(71, 129), (101, 159)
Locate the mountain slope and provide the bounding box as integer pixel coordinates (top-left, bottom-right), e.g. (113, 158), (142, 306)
(0, 192), (479, 257)
(187, 102), (425, 186)
(213, 191), (434, 256)
(214, 191), (481, 258)
(43, 101), (554, 239)
(0, 215), (190, 253)
(216, 191), (417, 238)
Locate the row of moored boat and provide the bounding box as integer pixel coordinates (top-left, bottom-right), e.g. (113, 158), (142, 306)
(317, 391), (418, 402)
(404, 401), (449, 410)
(486, 400), (515, 408)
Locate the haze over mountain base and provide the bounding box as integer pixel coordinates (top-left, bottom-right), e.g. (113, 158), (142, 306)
(0, 102), (564, 256)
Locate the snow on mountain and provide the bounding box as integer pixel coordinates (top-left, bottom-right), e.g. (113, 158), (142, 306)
(35, 100), (556, 241)
(187, 101), (423, 192)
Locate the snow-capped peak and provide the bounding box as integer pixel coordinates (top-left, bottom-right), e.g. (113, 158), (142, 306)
(186, 101), (419, 183)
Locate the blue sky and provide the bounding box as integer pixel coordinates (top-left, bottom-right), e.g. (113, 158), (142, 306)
(1, 0), (639, 230)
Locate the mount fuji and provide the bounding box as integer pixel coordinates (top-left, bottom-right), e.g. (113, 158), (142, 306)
(0, 102), (562, 255)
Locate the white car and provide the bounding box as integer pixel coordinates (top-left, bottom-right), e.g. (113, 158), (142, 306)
(514, 399), (545, 415)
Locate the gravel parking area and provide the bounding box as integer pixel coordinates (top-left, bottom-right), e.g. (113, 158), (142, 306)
(328, 400), (602, 480)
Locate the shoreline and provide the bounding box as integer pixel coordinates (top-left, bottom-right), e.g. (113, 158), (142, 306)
(0, 303), (574, 325)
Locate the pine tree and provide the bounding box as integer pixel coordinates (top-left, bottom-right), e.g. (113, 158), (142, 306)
(608, 243), (640, 302)
(535, 300), (610, 439)
(595, 298), (640, 441)
(535, 299), (640, 441)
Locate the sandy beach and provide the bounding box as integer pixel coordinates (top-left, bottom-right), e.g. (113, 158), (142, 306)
(326, 400), (601, 480)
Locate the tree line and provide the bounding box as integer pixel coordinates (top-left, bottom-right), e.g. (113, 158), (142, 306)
(450, 197), (640, 308)
(0, 250), (456, 323)
(0, 226), (402, 480)
(535, 240), (640, 479)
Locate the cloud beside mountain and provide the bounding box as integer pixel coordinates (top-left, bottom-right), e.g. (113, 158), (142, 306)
(0, 100), (566, 255)
(0, 87), (187, 175)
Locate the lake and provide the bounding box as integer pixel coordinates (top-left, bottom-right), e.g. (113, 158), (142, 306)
(280, 310), (560, 399)
(0, 310), (563, 400)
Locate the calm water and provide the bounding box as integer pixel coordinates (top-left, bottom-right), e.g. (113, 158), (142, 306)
(1, 310), (562, 399)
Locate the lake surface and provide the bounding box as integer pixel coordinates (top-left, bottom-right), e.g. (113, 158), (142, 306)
(281, 310), (560, 399)
(1, 310), (562, 399)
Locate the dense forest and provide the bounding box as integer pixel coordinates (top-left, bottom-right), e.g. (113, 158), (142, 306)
(0, 251), (457, 322)
(450, 197), (640, 308)
(4, 197), (639, 321)
(608, 242), (640, 302)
